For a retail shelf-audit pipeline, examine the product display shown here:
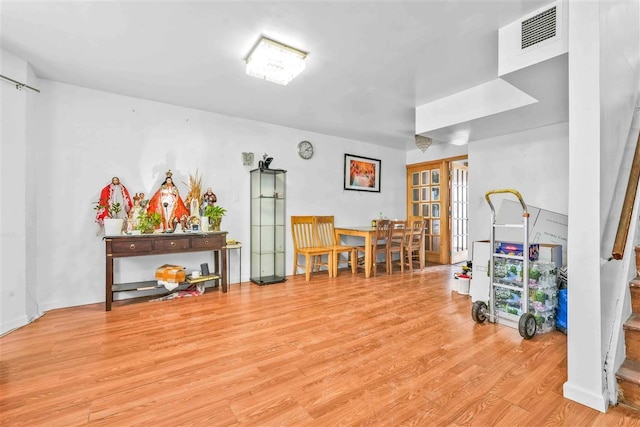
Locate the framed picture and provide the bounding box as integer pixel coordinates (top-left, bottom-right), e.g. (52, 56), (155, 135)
(344, 154), (381, 192)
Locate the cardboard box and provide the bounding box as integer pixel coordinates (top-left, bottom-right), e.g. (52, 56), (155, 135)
(470, 240), (490, 303)
(495, 241), (539, 261)
(538, 243), (562, 268)
(496, 200), (567, 266)
(155, 264), (186, 284)
(531, 209), (568, 266)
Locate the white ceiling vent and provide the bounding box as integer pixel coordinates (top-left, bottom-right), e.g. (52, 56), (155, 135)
(521, 5), (557, 50)
(498, 0), (567, 76)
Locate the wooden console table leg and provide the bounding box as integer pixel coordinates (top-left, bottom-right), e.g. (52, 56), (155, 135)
(222, 248), (228, 293)
(106, 255), (113, 311)
(213, 249), (227, 293)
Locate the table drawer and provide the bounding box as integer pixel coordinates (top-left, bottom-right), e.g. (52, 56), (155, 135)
(155, 238), (191, 251)
(191, 235), (224, 249)
(111, 239), (154, 254)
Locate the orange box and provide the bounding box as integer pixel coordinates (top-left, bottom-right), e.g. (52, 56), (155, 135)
(155, 264), (186, 283)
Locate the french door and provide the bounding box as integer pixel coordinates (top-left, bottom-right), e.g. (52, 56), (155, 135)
(450, 161), (469, 264)
(406, 156), (468, 265)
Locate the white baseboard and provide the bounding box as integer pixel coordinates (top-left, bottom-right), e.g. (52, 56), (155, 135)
(563, 381), (609, 413)
(1, 314), (29, 336)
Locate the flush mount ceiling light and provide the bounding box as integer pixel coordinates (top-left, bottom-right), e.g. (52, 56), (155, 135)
(245, 37), (307, 86)
(415, 135), (433, 152)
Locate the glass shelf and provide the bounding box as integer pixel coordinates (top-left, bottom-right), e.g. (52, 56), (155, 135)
(250, 168), (287, 285)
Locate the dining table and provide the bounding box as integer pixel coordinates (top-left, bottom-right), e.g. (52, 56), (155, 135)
(334, 225), (376, 278)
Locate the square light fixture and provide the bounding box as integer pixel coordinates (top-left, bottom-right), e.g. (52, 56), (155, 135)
(246, 37), (307, 86)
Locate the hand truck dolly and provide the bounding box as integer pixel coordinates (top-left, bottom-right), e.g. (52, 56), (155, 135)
(471, 189), (537, 339)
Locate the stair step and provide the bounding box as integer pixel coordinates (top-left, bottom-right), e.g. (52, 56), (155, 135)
(617, 359), (640, 410)
(624, 313), (640, 331)
(631, 284), (640, 313)
(623, 314), (640, 360)
(617, 358), (640, 383)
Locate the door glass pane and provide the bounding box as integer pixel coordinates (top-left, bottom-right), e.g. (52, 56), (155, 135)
(432, 219), (440, 235)
(431, 187), (440, 201)
(431, 203), (440, 218)
(421, 188), (429, 201)
(421, 171), (429, 185)
(422, 203), (430, 217)
(412, 203), (419, 216)
(431, 170), (440, 184)
(412, 188), (420, 202)
(412, 172), (420, 186)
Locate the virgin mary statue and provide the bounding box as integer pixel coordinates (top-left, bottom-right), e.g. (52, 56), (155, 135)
(147, 170), (189, 230)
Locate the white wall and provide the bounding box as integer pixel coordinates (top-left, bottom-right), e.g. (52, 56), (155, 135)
(467, 122), (569, 246)
(31, 80), (407, 312)
(0, 49), (40, 335)
(405, 143), (468, 164)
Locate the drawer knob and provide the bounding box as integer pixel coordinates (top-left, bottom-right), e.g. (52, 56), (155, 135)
(170, 241), (176, 247)
(129, 244), (136, 250)
(204, 240), (209, 246)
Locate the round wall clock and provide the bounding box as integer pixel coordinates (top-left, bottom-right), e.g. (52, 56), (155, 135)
(297, 140), (314, 159)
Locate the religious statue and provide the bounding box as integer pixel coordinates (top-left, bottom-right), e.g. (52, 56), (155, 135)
(95, 176), (132, 225)
(147, 170), (189, 231)
(127, 193), (145, 232)
(201, 187), (217, 213)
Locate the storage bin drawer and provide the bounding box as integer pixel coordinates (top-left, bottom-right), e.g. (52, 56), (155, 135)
(155, 238), (191, 251)
(191, 235), (224, 249)
(111, 239), (154, 254)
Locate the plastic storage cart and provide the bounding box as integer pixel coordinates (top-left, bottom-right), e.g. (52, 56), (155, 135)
(471, 189), (538, 339)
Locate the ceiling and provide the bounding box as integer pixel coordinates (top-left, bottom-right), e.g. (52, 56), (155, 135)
(0, 0), (566, 151)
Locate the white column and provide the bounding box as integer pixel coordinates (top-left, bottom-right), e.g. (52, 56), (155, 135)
(563, 0), (607, 412)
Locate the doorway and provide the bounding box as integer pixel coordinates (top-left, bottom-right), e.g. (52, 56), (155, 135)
(450, 160), (469, 264)
(406, 156), (468, 265)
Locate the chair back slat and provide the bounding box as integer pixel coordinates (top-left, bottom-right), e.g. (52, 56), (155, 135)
(406, 218), (426, 248)
(373, 219), (392, 247)
(390, 220), (407, 246)
(315, 215), (336, 246)
(291, 216), (319, 249)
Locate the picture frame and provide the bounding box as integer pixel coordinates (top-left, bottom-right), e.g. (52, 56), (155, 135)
(344, 154), (381, 192)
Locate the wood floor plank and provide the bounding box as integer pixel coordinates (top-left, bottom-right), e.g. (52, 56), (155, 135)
(1, 265), (638, 426)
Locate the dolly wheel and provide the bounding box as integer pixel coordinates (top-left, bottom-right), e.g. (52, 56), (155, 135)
(471, 301), (488, 323)
(518, 313), (537, 339)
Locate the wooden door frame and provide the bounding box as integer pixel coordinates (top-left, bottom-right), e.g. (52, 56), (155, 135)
(406, 155), (468, 265)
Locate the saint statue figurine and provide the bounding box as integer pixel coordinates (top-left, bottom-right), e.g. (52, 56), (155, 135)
(127, 192), (145, 232)
(95, 176), (132, 225)
(201, 187), (217, 214)
(147, 170), (189, 231)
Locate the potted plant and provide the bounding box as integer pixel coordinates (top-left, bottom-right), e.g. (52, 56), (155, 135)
(136, 211), (162, 234)
(94, 201), (124, 235)
(204, 205), (227, 231)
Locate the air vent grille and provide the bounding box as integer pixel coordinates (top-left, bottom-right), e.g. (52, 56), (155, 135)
(521, 6), (557, 49)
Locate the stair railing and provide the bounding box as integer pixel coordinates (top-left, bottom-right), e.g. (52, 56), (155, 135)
(612, 129), (640, 260)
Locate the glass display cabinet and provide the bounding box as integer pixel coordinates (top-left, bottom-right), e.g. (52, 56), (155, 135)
(250, 168), (287, 285)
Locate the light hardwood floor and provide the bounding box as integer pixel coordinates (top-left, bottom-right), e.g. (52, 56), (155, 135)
(1, 265), (639, 426)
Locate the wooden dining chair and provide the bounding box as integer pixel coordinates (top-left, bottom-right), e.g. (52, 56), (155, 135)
(388, 220), (407, 274)
(314, 215), (357, 277)
(403, 218), (427, 272)
(355, 219), (392, 277)
(291, 216), (334, 281)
